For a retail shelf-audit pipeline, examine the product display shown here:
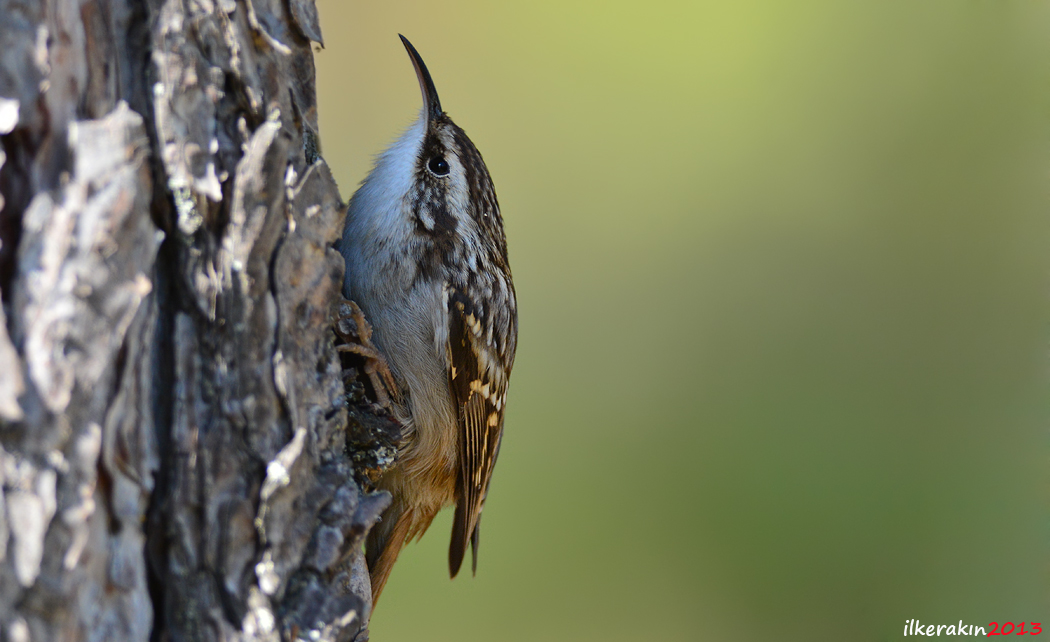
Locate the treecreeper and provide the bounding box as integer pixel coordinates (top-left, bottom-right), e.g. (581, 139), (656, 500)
(339, 35), (518, 607)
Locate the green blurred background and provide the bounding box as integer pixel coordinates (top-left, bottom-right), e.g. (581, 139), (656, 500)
(314, 2), (1049, 640)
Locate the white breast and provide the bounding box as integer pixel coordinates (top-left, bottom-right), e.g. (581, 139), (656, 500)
(340, 112), (458, 469)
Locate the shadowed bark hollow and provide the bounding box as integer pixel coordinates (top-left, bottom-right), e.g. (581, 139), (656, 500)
(0, 1), (397, 640)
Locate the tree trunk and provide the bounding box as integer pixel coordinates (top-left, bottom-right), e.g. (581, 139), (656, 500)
(0, 1), (393, 640)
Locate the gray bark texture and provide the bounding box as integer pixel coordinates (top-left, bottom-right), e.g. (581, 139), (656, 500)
(0, 1), (397, 640)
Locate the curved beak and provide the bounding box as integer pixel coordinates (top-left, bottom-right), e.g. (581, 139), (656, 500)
(400, 34), (443, 122)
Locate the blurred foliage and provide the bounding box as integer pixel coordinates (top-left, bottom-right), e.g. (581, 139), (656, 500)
(315, 2), (1049, 640)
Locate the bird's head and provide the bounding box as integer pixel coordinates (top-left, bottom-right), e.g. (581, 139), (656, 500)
(352, 37), (504, 260)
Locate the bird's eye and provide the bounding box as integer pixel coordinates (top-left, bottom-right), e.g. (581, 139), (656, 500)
(427, 156), (450, 176)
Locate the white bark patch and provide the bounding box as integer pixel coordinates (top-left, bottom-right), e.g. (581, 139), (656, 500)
(7, 467), (57, 587)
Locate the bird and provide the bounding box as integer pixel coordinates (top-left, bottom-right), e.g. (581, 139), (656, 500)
(338, 35), (518, 606)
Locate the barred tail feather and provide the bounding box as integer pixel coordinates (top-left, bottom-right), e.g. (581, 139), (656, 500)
(366, 502), (437, 607)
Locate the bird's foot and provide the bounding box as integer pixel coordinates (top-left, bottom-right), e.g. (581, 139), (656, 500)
(336, 299), (399, 411)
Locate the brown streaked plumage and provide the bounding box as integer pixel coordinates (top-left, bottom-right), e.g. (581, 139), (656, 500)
(339, 35), (517, 607)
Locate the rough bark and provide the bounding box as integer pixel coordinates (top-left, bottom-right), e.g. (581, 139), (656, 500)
(0, 1), (394, 640)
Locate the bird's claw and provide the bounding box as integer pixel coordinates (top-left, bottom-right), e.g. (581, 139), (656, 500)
(336, 299), (400, 410)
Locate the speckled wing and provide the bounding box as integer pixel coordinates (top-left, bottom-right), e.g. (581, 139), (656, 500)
(445, 283), (516, 577)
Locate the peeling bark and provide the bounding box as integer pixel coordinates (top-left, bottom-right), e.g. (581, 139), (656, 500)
(0, 1), (388, 640)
